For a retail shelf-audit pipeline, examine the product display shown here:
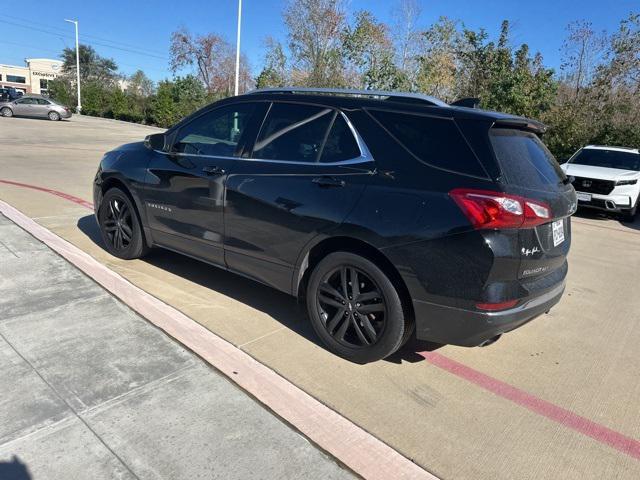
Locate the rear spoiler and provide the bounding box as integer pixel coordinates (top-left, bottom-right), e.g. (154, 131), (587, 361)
(450, 97), (480, 108)
(493, 117), (547, 135)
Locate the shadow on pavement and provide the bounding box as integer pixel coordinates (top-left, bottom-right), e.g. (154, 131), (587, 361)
(0, 456), (31, 480)
(77, 214), (432, 364)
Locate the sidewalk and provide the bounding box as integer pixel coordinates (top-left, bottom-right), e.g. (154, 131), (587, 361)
(0, 213), (353, 480)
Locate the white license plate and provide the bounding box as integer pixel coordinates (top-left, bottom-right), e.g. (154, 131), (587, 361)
(552, 219), (565, 247)
(576, 192), (592, 202)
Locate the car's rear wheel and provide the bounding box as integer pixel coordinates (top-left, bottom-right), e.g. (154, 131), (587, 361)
(98, 187), (149, 259)
(306, 252), (408, 363)
(48, 111), (60, 121)
(1, 107), (13, 117)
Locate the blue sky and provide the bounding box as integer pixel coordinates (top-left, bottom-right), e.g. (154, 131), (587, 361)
(0, 0), (637, 82)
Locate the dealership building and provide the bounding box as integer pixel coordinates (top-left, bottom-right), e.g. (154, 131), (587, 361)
(0, 58), (63, 96)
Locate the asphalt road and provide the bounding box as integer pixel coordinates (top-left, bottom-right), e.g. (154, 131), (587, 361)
(1, 114), (639, 479)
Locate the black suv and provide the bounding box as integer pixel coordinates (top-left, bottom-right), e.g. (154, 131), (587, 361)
(93, 88), (576, 363)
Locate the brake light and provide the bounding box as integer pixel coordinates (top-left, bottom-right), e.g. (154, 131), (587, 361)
(450, 188), (551, 229)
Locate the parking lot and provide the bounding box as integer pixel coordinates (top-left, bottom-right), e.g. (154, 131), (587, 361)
(1, 115), (639, 479)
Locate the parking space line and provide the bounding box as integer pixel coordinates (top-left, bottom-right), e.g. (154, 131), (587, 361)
(3, 179), (640, 464)
(420, 351), (640, 460)
(0, 179), (94, 210)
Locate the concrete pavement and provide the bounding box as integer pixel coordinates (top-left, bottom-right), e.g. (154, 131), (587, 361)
(1, 114), (639, 479)
(0, 213), (353, 480)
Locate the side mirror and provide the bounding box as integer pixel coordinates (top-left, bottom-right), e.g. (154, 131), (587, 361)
(144, 133), (167, 151)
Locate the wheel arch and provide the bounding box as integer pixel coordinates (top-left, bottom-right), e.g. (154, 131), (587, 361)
(295, 236), (414, 322)
(100, 175), (153, 247)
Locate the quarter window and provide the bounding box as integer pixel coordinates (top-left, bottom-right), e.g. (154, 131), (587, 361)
(253, 103), (334, 162)
(320, 114), (361, 163)
(371, 110), (486, 177)
(172, 103), (255, 157)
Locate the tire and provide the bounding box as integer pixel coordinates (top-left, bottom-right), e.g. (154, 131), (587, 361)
(98, 187), (149, 260)
(1, 107), (13, 117)
(306, 252), (409, 363)
(48, 111), (60, 121)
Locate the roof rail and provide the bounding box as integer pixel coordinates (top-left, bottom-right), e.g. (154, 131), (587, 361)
(246, 87), (449, 107)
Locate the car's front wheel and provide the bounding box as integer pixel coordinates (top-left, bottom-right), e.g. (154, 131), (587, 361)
(306, 252), (410, 363)
(98, 187), (149, 259)
(1, 107), (13, 117)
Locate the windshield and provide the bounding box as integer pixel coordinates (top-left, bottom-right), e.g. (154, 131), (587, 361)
(570, 149), (640, 171)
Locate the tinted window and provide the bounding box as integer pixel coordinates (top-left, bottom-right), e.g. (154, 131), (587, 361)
(490, 129), (566, 188)
(173, 103), (255, 157)
(16, 98), (36, 104)
(319, 114), (361, 163)
(371, 110), (486, 177)
(570, 149), (640, 171)
(253, 103), (334, 162)
(36, 99), (50, 105)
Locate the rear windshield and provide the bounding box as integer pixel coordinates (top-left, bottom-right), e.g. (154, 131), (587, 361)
(371, 110), (487, 177)
(570, 149), (640, 171)
(489, 129), (566, 188)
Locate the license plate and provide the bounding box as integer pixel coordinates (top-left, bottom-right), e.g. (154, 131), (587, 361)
(576, 192), (591, 202)
(552, 219), (565, 247)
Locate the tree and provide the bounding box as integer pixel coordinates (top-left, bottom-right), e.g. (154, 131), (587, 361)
(391, 0), (422, 87)
(284, 0), (348, 87)
(255, 37), (289, 88)
(561, 21), (605, 98)
(343, 10), (407, 90)
(170, 28), (253, 95)
(415, 17), (461, 101)
(61, 44), (118, 84)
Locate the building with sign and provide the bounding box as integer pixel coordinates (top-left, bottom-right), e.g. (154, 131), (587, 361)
(0, 58), (63, 96)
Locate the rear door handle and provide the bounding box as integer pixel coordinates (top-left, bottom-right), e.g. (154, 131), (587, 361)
(312, 176), (346, 188)
(202, 165), (225, 176)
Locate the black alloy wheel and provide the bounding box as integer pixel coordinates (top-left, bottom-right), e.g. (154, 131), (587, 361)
(98, 187), (149, 260)
(317, 266), (386, 348)
(306, 252), (410, 363)
(104, 197), (133, 251)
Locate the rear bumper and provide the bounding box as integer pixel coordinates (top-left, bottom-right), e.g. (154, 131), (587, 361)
(413, 281), (566, 346)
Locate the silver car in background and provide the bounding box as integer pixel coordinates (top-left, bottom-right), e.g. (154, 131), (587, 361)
(0, 95), (72, 121)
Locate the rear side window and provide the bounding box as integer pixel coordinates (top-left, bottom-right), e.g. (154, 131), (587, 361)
(490, 129), (566, 188)
(253, 103), (334, 162)
(371, 110), (486, 177)
(319, 114), (361, 163)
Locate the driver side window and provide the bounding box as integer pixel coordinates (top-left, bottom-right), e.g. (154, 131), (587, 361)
(172, 103), (256, 157)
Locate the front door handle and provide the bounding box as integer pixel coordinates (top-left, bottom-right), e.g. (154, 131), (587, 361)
(312, 176), (346, 188)
(202, 165), (225, 176)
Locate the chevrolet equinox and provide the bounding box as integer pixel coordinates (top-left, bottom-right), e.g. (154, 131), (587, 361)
(93, 88), (577, 363)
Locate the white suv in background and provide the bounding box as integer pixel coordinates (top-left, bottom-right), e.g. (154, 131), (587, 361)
(561, 145), (640, 221)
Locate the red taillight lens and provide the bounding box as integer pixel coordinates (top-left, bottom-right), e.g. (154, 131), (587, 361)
(449, 188), (551, 230)
(476, 299), (519, 311)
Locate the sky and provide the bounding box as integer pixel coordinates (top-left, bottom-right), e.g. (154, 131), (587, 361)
(0, 0), (637, 82)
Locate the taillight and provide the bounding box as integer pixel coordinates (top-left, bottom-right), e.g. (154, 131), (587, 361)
(450, 188), (551, 230)
(476, 299), (519, 311)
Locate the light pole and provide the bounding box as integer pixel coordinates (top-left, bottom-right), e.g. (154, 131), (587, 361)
(234, 0), (242, 96)
(64, 19), (81, 113)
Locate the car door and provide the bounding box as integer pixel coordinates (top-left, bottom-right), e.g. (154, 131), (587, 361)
(224, 101), (374, 294)
(143, 102), (263, 266)
(12, 97), (36, 116)
(35, 98), (52, 117)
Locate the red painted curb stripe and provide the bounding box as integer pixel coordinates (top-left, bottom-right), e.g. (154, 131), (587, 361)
(3, 178), (639, 462)
(0, 179), (94, 210)
(420, 351), (640, 460)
